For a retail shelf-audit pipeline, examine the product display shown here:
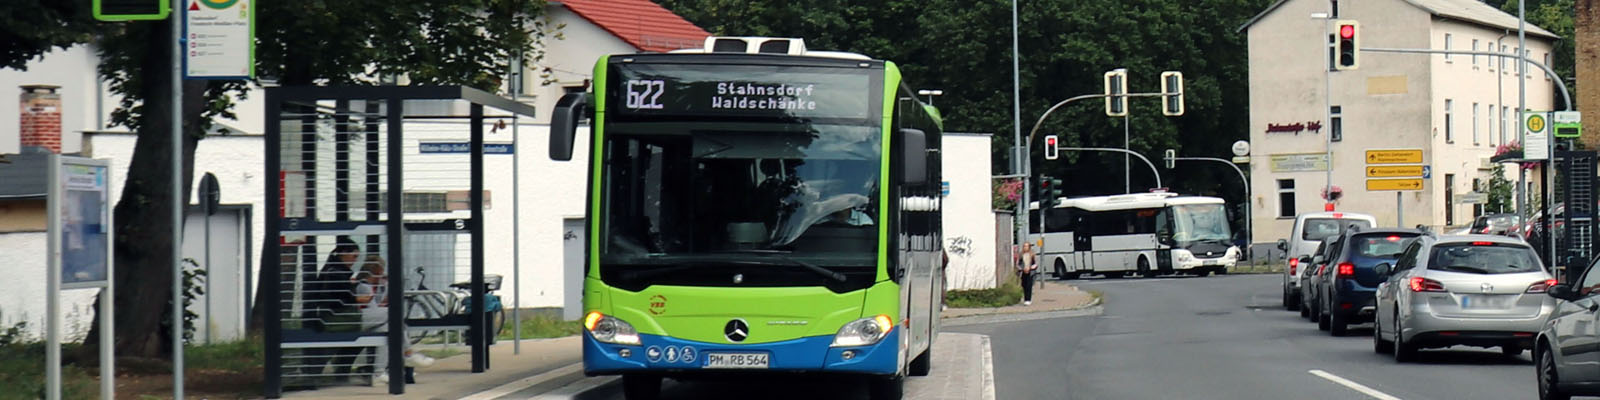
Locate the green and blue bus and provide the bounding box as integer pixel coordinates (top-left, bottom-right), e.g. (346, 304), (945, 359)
(547, 36), (944, 399)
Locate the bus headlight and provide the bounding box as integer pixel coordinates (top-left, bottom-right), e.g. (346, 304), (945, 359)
(831, 315), (894, 347)
(585, 311), (641, 345)
(1174, 250), (1194, 263)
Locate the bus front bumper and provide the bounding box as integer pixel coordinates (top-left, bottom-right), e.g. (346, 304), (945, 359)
(582, 330), (900, 376)
(1175, 257), (1236, 270)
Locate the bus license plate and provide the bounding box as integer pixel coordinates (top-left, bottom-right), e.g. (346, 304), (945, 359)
(704, 352), (769, 369)
(1202, 259), (1219, 266)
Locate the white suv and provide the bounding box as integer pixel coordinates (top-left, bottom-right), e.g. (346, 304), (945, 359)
(1279, 212), (1377, 310)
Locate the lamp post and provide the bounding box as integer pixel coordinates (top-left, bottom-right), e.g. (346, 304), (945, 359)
(1312, 12), (1334, 211)
(917, 89), (945, 107)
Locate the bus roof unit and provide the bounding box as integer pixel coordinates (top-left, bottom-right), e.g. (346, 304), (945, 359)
(669, 36), (873, 60)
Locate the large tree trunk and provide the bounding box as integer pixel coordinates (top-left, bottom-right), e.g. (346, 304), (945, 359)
(79, 16), (210, 360)
(1580, 0), (1598, 150)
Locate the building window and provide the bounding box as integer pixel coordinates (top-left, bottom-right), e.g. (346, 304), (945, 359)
(1445, 174), (1456, 226)
(1278, 180), (1296, 218)
(1330, 106), (1343, 142)
(1445, 99), (1454, 143)
(1545, 52), (1551, 80)
(1331, 0), (1339, 17)
(1472, 39), (1480, 66)
(1473, 178), (1484, 218)
(1504, 107), (1513, 144)
(1501, 45), (1508, 72)
(1444, 34), (1453, 62)
(1490, 105), (1497, 146)
(1472, 102), (1480, 145)
(1526, 49), (1534, 78)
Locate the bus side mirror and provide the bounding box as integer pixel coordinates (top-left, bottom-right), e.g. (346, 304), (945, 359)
(549, 92), (591, 161)
(900, 128), (928, 184)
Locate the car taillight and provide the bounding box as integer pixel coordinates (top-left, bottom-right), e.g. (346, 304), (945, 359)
(1289, 257), (1299, 275)
(1337, 262), (1354, 277)
(1527, 279), (1559, 293)
(1409, 277), (1445, 292)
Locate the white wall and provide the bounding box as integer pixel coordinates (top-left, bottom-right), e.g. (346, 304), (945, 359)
(526, 6), (641, 124)
(0, 232), (100, 339)
(942, 134), (997, 290)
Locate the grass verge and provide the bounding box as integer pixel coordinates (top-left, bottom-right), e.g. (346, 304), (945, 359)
(944, 283), (1023, 308)
(0, 335), (263, 400)
(498, 314), (583, 340)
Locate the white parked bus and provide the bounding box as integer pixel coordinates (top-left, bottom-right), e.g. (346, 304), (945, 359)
(1028, 192), (1240, 279)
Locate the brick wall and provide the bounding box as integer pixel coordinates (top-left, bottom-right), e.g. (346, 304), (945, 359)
(18, 85), (61, 154)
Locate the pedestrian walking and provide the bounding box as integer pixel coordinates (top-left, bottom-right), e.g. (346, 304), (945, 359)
(1019, 243), (1037, 306)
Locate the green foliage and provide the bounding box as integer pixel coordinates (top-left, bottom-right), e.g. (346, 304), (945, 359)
(184, 336), (264, 372)
(1487, 164), (1516, 214)
(1483, 0), (1577, 84)
(160, 259), (207, 345)
(0, 321), (96, 400)
(0, 0), (98, 71)
(944, 283), (1024, 308)
(660, 0), (1270, 204)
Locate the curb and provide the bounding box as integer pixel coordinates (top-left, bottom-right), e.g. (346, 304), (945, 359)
(457, 363), (587, 400)
(941, 295), (1104, 327)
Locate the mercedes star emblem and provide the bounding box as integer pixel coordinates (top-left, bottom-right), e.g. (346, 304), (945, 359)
(724, 319), (749, 343)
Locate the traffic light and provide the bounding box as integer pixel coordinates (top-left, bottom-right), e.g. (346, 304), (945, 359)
(1037, 175), (1063, 201)
(1044, 135), (1059, 160)
(1048, 177), (1063, 199)
(1164, 149), (1176, 169)
(1104, 69), (1128, 117)
(94, 0), (169, 21)
(1160, 71), (1184, 116)
(1037, 175), (1052, 198)
(1334, 20), (1359, 70)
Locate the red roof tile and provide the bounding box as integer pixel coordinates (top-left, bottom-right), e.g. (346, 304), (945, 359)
(558, 0), (711, 53)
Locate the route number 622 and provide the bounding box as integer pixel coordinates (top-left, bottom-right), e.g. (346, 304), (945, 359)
(626, 79), (666, 110)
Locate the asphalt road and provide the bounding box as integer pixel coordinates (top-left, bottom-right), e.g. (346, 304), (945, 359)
(948, 274), (1543, 400)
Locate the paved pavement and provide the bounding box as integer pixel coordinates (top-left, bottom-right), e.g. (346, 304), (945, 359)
(281, 280), (1098, 400)
(951, 274), (1541, 400)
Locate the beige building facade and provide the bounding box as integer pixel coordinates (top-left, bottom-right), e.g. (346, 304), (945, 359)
(1242, 0), (1559, 244)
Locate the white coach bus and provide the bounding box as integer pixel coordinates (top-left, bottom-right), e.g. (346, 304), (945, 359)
(1028, 192), (1240, 279)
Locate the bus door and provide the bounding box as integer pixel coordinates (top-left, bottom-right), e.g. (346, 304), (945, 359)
(1154, 207), (1174, 272)
(1074, 214), (1092, 271)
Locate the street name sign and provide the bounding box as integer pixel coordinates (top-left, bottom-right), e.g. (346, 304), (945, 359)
(1366, 165), (1425, 178)
(1454, 192), (1488, 204)
(1365, 149), (1423, 164)
(1554, 111), (1582, 138)
(1367, 178), (1423, 191)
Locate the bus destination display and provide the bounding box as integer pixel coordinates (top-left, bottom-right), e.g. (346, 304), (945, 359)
(611, 64), (874, 120)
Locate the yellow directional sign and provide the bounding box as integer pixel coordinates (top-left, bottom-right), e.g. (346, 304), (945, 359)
(1365, 149), (1423, 164)
(1366, 165), (1425, 177)
(1367, 178), (1424, 191)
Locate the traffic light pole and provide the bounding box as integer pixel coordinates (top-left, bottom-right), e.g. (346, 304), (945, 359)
(1172, 156), (1251, 257)
(1056, 147), (1163, 189)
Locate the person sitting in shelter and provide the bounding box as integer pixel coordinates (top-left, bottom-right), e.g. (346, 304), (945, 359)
(353, 255), (435, 384)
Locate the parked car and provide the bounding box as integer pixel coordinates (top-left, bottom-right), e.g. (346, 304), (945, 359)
(1311, 228), (1423, 336)
(1280, 212), (1377, 311)
(1372, 234), (1556, 362)
(1470, 213), (1521, 236)
(1535, 257), (1600, 400)
(1298, 238), (1336, 322)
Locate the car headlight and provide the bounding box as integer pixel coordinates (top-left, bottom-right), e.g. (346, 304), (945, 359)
(831, 315), (894, 347)
(585, 311), (641, 345)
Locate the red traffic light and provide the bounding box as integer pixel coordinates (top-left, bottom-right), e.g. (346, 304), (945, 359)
(1339, 24), (1355, 39)
(1046, 136), (1057, 146)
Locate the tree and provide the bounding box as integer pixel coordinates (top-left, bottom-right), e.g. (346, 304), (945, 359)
(0, 0), (98, 70)
(49, 0), (552, 360)
(659, 0), (1269, 207)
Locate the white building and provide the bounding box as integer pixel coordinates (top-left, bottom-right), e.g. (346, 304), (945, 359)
(1240, 0), (1559, 245)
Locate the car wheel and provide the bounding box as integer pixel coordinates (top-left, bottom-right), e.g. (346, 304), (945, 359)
(622, 374), (661, 400)
(1300, 301), (1311, 318)
(1330, 310), (1349, 337)
(1393, 319), (1417, 363)
(1283, 286), (1297, 311)
(908, 348), (932, 376)
(1137, 257), (1154, 278)
(1373, 322), (1392, 354)
(1540, 347), (1572, 400)
(1317, 307), (1331, 331)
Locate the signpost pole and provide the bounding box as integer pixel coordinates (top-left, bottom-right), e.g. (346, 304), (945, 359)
(46, 154), (60, 400)
(1397, 192), (1404, 227)
(170, 0), (186, 393)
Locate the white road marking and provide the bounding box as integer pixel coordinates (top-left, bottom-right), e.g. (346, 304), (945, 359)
(1308, 369), (1402, 400)
(456, 363), (583, 400)
(529, 376), (619, 400)
(980, 335), (997, 400)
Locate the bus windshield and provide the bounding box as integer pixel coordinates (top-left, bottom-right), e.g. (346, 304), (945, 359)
(1171, 204), (1231, 245)
(599, 122), (881, 268)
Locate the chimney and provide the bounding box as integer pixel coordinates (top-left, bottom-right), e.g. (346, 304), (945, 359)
(20, 84), (62, 154)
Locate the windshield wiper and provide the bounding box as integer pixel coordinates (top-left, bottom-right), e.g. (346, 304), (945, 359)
(617, 252), (848, 282)
(718, 251), (848, 282)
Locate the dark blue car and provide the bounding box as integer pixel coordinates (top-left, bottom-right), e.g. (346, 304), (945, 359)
(1312, 227), (1423, 336)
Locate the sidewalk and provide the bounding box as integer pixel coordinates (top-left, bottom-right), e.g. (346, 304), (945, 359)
(941, 280), (1099, 320)
(281, 336), (582, 400)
